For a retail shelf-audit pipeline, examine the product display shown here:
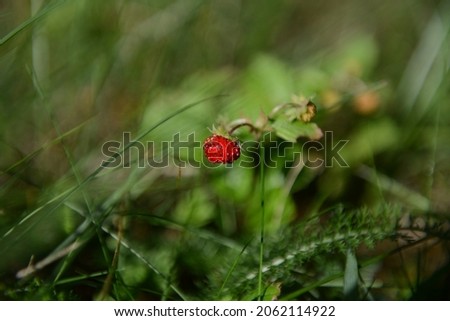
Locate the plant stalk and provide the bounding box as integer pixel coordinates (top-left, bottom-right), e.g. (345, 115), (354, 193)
(258, 137), (265, 300)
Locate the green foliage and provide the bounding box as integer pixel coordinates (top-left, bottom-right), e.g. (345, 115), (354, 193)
(213, 204), (400, 300)
(1, 0), (449, 301)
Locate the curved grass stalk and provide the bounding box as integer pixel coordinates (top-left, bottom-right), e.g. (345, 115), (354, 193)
(0, 0), (69, 46)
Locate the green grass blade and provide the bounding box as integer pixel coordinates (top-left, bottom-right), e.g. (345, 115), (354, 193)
(0, 118), (92, 187)
(54, 270), (109, 286)
(129, 213), (243, 251)
(218, 240), (251, 298)
(0, 0), (68, 46)
(343, 248), (359, 299)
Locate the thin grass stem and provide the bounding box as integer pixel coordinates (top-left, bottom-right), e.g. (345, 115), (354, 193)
(258, 137), (265, 300)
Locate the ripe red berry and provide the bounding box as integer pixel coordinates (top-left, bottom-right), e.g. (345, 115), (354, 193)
(203, 134), (240, 164)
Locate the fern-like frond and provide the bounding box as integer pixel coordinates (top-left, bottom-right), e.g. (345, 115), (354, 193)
(215, 203), (450, 300)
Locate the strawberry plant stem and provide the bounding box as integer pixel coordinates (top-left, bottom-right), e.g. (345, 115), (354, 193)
(228, 120), (257, 135)
(258, 139), (265, 300)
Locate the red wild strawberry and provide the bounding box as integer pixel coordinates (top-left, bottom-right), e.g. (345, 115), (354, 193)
(203, 134), (240, 164)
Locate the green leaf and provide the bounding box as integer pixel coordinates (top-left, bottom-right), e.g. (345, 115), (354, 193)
(237, 54), (294, 120)
(343, 248), (359, 299)
(323, 35), (379, 78)
(271, 116), (323, 142)
(341, 118), (400, 166)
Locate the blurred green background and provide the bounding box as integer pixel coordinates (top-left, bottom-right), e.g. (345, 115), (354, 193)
(0, 0), (449, 300)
